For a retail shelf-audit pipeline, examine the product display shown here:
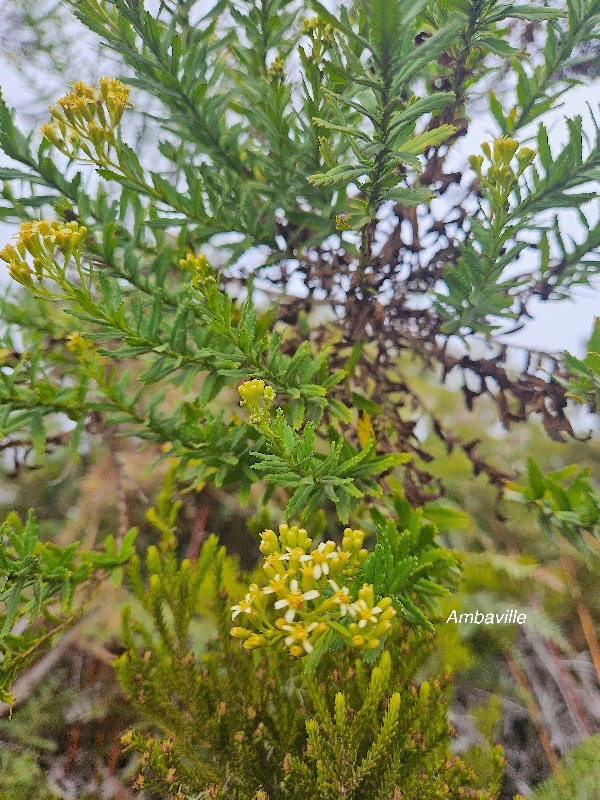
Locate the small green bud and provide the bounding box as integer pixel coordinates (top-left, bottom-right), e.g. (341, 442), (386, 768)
(516, 146), (536, 174)
(259, 529), (279, 555)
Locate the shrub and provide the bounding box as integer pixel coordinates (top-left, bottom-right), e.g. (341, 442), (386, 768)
(1, 0), (600, 797)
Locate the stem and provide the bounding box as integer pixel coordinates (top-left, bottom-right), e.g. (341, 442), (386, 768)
(504, 649), (561, 775)
(560, 549), (600, 685)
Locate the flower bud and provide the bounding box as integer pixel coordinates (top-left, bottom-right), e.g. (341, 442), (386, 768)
(493, 136), (519, 165)
(243, 634), (268, 649)
(516, 147), (536, 175)
(259, 529), (279, 555)
(231, 626), (253, 639)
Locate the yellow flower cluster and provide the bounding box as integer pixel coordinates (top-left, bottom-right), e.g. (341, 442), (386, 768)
(267, 55), (285, 81)
(41, 77), (130, 161)
(231, 524), (396, 657)
(301, 16), (333, 43)
(65, 331), (101, 364)
(179, 252), (209, 275)
(238, 379), (276, 425)
(178, 252), (215, 290)
(0, 219), (87, 287)
(468, 137), (536, 194)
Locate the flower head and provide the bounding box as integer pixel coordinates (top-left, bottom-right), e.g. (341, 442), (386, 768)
(262, 573), (288, 598)
(493, 136), (519, 165)
(327, 580), (353, 616)
(352, 598), (383, 628)
(0, 220), (87, 287)
(231, 595), (254, 620)
(238, 380), (276, 424)
(238, 379), (269, 406)
(309, 541), (336, 579)
(470, 137), (538, 204)
(282, 621), (319, 655)
(273, 579), (319, 623)
(230, 523), (398, 658)
(42, 77), (130, 160)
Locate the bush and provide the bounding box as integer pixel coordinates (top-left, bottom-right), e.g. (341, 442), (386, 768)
(1, 0), (600, 797)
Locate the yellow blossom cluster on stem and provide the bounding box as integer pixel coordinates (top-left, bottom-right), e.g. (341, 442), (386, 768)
(0, 219), (87, 288)
(230, 523), (396, 657)
(178, 252), (214, 290)
(238, 379), (276, 425)
(468, 136), (536, 200)
(41, 77), (130, 162)
(267, 55), (285, 82)
(65, 332), (102, 365)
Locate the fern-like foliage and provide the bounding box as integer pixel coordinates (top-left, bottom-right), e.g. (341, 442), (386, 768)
(0, 510), (136, 708)
(505, 459), (600, 550)
(359, 491), (460, 630)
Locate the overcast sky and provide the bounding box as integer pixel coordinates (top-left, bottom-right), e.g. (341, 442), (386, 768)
(0, 21), (599, 357)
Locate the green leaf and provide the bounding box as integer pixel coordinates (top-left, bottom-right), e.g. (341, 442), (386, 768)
(492, 5), (565, 22)
(398, 125), (457, 155)
(478, 36), (520, 57)
(308, 165), (367, 187)
(382, 186), (433, 206)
